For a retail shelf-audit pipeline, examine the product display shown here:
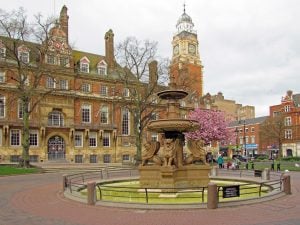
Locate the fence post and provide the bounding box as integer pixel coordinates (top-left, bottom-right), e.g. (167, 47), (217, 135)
(262, 168), (270, 180)
(87, 182), (96, 205)
(62, 174), (68, 191)
(282, 174), (292, 195)
(207, 182), (218, 209)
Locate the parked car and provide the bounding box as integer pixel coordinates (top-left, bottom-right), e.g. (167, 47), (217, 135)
(232, 154), (248, 162)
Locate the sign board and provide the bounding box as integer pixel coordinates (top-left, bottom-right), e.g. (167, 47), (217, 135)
(245, 144), (258, 149)
(254, 170), (262, 177)
(222, 185), (240, 198)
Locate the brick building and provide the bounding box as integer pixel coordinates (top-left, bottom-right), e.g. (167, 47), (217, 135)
(0, 6), (204, 163)
(269, 90), (300, 157)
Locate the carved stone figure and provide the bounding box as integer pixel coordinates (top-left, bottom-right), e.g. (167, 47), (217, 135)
(185, 139), (208, 165)
(162, 138), (177, 167)
(141, 141), (161, 166)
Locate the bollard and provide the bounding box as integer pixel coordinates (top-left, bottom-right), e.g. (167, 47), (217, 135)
(207, 182), (218, 209)
(282, 174), (291, 195)
(62, 174), (68, 191)
(262, 168), (270, 180)
(87, 182), (96, 205)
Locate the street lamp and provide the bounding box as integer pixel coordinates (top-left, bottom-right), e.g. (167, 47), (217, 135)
(239, 120), (247, 156)
(234, 128), (239, 155)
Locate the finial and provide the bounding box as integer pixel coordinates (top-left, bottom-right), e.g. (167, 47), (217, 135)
(183, 1), (186, 14)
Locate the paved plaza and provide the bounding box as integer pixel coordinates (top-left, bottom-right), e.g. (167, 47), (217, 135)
(0, 171), (300, 225)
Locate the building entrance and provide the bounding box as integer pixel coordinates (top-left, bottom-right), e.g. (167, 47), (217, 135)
(48, 136), (65, 160)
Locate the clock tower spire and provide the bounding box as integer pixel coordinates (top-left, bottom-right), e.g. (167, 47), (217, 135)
(170, 6), (203, 96)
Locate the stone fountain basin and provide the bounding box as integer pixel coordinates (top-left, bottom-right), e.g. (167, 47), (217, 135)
(147, 119), (199, 133)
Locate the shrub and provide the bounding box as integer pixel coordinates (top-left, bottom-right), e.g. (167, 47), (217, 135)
(281, 156), (300, 162)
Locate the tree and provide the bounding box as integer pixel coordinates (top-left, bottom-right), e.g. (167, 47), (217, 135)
(0, 8), (68, 167)
(115, 37), (168, 163)
(185, 108), (234, 145)
(259, 115), (285, 158)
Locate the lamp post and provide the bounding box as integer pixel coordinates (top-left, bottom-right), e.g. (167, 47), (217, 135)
(235, 128), (239, 155)
(239, 120), (247, 156)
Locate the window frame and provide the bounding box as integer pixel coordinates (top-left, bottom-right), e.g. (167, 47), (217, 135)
(121, 108), (130, 135)
(82, 104), (91, 123)
(18, 51), (29, 63)
(100, 85), (108, 96)
(0, 71), (5, 83)
(29, 130), (39, 147)
(74, 132), (83, 147)
(100, 106), (109, 124)
(46, 76), (56, 89)
(0, 96), (5, 118)
(89, 132), (97, 147)
(103, 132), (110, 147)
(81, 83), (91, 93)
(10, 129), (21, 146)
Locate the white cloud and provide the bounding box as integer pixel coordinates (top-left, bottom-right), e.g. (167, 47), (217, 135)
(1, 0), (299, 117)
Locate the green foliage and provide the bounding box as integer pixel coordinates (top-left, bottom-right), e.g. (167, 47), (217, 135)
(0, 165), (40, 175)
(281, 156), (300, 162)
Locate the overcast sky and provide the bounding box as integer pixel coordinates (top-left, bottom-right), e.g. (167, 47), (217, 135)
(2, 0), (299, 117)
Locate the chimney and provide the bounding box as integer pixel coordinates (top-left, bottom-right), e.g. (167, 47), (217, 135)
(59, 5), (69, 43)
(105, 29), (115, 69)
(149, 60), (158, 86)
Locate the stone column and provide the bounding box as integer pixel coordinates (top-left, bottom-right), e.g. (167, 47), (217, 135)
(87, 182), (96, 205)
(282, 174), (291, 195)
(207, 182), (218, 209)
(262, 168), (270, 180)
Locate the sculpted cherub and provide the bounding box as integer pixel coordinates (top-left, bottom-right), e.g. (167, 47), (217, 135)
(141, 141), (162, 166)
(185, 139), (208, 165)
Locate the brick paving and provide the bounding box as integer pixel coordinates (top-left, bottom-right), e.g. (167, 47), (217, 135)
(0, 172), (300, 225)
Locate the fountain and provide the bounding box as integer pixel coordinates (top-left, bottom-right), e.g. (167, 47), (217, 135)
(139, 76), (211, 189)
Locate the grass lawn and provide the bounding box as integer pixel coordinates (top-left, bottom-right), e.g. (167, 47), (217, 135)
(240, 161), (300, 172)
(0, 165), (40, 176)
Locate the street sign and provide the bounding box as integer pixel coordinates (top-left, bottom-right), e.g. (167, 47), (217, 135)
(245, 144), (258, 149)
(222, 185), (240, 198)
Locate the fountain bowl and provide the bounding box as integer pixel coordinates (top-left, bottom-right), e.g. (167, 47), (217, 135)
(147, 119), (199, 133)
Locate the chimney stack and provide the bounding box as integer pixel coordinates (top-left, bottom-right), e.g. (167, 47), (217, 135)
(149, 60), (158, 86)
(59, 5), (69, 43)
(105, 29), (115, 70)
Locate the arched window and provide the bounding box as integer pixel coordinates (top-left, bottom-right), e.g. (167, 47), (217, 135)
(48, 111), (64, 127)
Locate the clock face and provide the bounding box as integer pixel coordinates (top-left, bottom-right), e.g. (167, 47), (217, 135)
(188, 44), (196, 54)
(174, 45), (179, 55)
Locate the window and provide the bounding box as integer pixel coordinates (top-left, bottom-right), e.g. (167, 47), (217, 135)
(285, 129), (292, 139)
(273, 111), (281, 117)
(90, 155), (97, 163)
(151, 133), (158, 142)
(60, 57), (69, 67)
(251, 127), (255, 132)
(82, 104), (91, 123)
(97, 60), (107, 75)
(284, 105), (291, 112)
(103, 154), (111, 163)
(251, 135), (255, 144)
(47, 54), (55, 64)
(285, 117), (292, 126)
(103, 132), (110, 147)
(239, 137), (243, 145)
(150, 112), (158, 121)
(245, 136), (249, 144)
(48, 111), (64, 126)
(18, 101), (24, 119)
(0, 47), (6, 58)
(0, 96), (5, 118)
(21, 74), (29, 86)
(123, 88), (130, 97)
(100, 106), (108, 124)
(122, 108), (130, 135)
(19, 51), (29, 63)
(29, 130), (38, 146)
(80, 57), (90, 73)
(89, 132), (97, 147)
(46, 77), (56, 89)
(0, 71), (5, 83)
(74, 132), (83, 147)
(245, 128), (249, 133)
(122, 154), (130, 161)
(98, 66), (107, 75)
(10, 129), (21, 146)
(81, 83), (91, 93)
(75, 155), (83, 163)
(100, 86), (108, 96)
(59, 79), (68, 90)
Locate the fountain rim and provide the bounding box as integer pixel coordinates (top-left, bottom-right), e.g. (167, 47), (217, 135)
(157, 89), (188, 100)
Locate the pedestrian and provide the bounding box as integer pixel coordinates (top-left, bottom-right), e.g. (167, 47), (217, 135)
(217, 155), (224, 169)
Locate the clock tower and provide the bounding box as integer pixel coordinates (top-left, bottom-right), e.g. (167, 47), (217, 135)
(170, 6), (203, 97)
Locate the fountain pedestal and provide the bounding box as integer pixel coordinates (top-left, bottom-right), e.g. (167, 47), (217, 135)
(139, 165), (211, 189)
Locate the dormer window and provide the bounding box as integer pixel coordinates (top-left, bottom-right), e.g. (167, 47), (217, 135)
(18, 45), (30, 63)
(97, 60), (107, 75)
(80, 56), (90, 73)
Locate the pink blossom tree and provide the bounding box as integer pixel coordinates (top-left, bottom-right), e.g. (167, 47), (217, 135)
(185, 108), (235, 144)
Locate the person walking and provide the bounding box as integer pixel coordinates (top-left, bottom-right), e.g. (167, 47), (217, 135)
(217, 155), (224, 169)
